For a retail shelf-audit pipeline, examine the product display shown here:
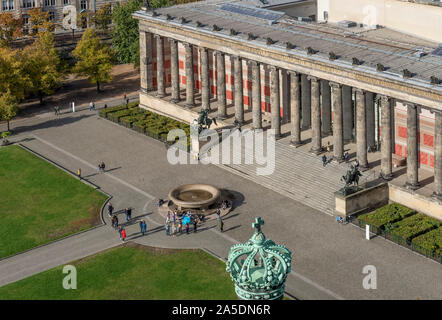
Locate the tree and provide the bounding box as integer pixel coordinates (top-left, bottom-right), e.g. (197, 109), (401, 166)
(28, 8), (55, 35)
(0, 12), (23, 47)
(72, 28), (114, 92)
(21, 31), (63, 104)
(0, 91), (18, 132)
(94, 3), (112, 31)
(111, 0), (142, 67)
(77, 10), (94, 29)
(0, 47), (28, 102)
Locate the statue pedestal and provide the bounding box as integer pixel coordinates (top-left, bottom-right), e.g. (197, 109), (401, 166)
(190, 121), (200, 161)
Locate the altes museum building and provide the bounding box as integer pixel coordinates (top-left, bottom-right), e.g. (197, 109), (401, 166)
(133, 0), (442, 216)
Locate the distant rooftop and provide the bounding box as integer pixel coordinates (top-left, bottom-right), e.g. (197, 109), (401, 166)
(136, 0), (442, 88)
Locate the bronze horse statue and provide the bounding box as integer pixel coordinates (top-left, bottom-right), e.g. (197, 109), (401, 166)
(197, 109), (217, 134)
(341, 165), (362, 187)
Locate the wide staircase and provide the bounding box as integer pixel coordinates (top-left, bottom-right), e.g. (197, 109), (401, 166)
(213, 133), (349, 215)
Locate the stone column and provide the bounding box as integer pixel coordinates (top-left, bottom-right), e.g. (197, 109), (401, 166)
(250, 61), (262, 129)
(405, 103), (420, 190)
(309, 76), (321, 154)
(184, 42), (194, 107)
(330, 82), (343, 161)
(433, 111), (442, 199)
(169, 39), (180, 103)
(289, 71), (301, 146)
(366, 92), (375, 150)
(270, 66), (281, 137)
(139, 32), (154, 92)
(200, 47), (210, 110)
(233, 56), (244, 123)
(154, 34), (165, 98)
(355, 88), (368, 169)
(342, 85), (353, 143)
(301, 74), (311, 130)
(321, 79), (332, 136)
(379, 95), (392, 180)
(216, 51), (227, 119)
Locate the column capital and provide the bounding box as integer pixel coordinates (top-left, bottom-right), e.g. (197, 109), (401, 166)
(153, 34), (162, 40)
(168, 38), (178, 45)
(377, 94), (389, 103)
(215, 51), (225, 57)
(248, 60), (260, 67)
(329, 81), (342, 89)
(352, 87), (365, 95)
(307, 75), (319, 82)
(269, 65), (279, 72)
(199, 46), (209, 53)
(403, 101), (417, 109)
(183, 42), (193, 49)
(287, 70), (299, 77)
(231, 55), (242, 61)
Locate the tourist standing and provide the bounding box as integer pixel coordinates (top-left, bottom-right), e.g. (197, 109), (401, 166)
(108, 203), (114, 217)
(104, 104), (108, 109)
(77, 168), (81, 180)
(322, 154), (327, 167)
(344, 151), (349, 163)
(185, 222), (189, 234)
(123, 93), (127, 102)
(89, 101), (95, 111)
(121, 228), (126, 242)
(98, 163), (103, 173)
(112, 215), (118, 229)
(101, 161), (106, 173)
(193, 217), (199, 233)
(139, 220), (144, 235)
(141, 220), (147, 235)
(165, 222), (170, 236)
(326, 141), (331, 153)
(219, 218), (224, 232)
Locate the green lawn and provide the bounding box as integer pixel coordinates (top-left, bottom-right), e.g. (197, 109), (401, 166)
(0, 244), (237, 300)
(0, 145), (108, 258)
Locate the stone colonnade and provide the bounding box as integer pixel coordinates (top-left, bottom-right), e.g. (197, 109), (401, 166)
(139, 32), (442, 199)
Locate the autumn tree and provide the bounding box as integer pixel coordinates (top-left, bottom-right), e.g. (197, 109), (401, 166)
(72, 28), (114, 92)
(21, 31), (63, 104)
(0, 90), (19, 132)
(94, 3), (112, 31)
(28, 8), (55, 35)
(0, 12), (23, 47)
(0, 47), (29, 102)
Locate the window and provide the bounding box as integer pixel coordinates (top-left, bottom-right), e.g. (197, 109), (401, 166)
(2, 0), (13, 10)
(22, 14), (29, 25)
(44, 0), (55, 6)
(22, 0), (35, 8)
(80, 0), (87, 10)
(63, 0), (69, 4)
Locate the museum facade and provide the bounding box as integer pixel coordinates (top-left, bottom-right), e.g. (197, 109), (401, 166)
(133, 0), (442, 201)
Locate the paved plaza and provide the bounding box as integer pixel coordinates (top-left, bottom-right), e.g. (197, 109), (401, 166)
(0, 97), (441, 300)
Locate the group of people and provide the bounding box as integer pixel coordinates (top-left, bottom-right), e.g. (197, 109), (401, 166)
(98, 161), (106, 173)
(53, 100), (98, 116)
(165, 210), (200, 236)
(107, 203), (147, 242)
(321, 142), (352, 167)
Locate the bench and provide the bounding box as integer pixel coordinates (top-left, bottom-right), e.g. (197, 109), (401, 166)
(392, 154), (406, 167)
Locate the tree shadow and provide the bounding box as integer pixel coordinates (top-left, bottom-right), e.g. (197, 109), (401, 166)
(11, 114), (94, 135)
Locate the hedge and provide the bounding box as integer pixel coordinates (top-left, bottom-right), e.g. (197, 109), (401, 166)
(99, 103), (191, 150)
(387, 213), (441, 245)
(412, 227), (442, 259)
(358, 203), (415, 230)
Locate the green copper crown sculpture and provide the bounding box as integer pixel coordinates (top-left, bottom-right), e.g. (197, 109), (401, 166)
(226, 217), (292, 300)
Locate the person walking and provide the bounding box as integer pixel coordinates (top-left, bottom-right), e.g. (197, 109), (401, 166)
(98, 163), (103, 173)
(100, 161), (105, 173)
(139, 220), (144, 235)
(104, 104), (108, 109)
(123, 93), (127, 102)
(218, 217), (224, 232)
(112, 214), (118, 229)
(193, 217), (199, 233)
(185, 222), (189, 234)
(118, 226), (123, 240)
(54, 106), (60, 116)
(322, 154), (327, 167)
(326, 141), (331, 153)
(89, 101), (95, 111)
(125, 207), (132, 222)
(108, 203), (114, 217)
(77, 168), (81, 180)
(177, 218), (182, 234)
(344, 151), (349, 163)
(121, 228), (126, 242)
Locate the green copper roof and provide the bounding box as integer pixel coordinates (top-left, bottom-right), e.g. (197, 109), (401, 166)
(226, 217), (292, 300)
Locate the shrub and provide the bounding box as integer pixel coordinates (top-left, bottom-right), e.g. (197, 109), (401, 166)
(358, 203), (415, 230)
(412, 227), (442, 258)
(99, 105), (127, 118)
(388, 213), (441, 245)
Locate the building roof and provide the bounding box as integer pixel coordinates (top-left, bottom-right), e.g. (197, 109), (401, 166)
(136, 0), (442, 91)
